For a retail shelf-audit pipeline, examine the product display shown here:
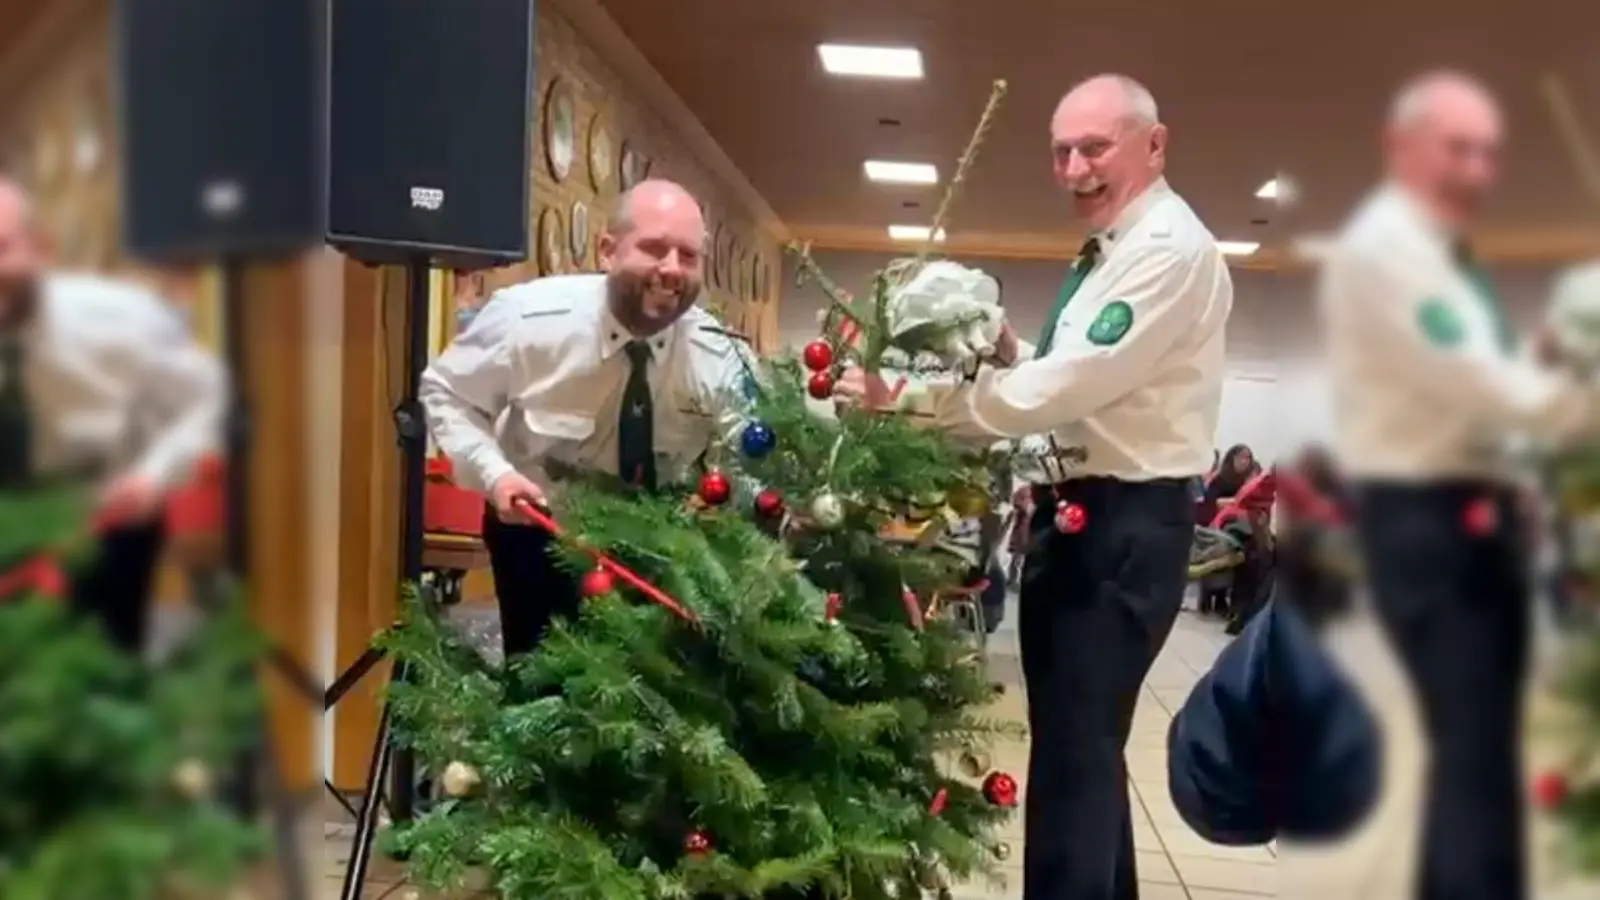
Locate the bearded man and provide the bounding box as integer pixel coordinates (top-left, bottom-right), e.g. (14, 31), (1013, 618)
(420, 178), (753, 659)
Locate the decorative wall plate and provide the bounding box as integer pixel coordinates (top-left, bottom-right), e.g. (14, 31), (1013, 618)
(542, 78), (576, 182)
(33, 128), (62, 189)
(708, 223), (724, 289)
(73, 81), (106, 175)
(718, 232), (735, 291)
(586, 114), (614, 193)
(618, 141), (641, 190)
(536, 207), (563, 274)
(569, 200), (591, 268)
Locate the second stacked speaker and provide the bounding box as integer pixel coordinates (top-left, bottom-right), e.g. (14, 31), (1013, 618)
(327, 0), (535, 269)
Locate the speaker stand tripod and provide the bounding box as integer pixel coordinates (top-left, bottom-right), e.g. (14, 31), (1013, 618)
(335, 255), (433, 900)
(212, 256), (312, 900)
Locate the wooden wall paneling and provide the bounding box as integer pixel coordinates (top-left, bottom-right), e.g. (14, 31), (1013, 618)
(242, 259), (319, 793)
(331, 261), (410, 789)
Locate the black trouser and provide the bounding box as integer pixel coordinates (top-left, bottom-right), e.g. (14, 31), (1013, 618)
(1355, 481), (1529, 900)
(481, 504), (581, 660)
(68, 518), (166, 655)
(1020, 478), (1194, 900)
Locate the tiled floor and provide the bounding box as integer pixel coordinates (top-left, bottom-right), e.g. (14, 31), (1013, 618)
(311, 594), (1600, 899)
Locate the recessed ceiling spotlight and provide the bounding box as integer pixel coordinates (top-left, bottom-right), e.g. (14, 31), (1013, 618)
(1256, 175), (1299, 204)
(888, 225), (946, 242)
(864, 160), (938, 185)
(817, 44), (924, 79)
(1217, 240), (1261, 256)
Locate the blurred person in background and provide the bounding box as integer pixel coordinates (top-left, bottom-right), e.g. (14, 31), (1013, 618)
(1319, 71), (1600, 900)
(1198, 443), (1259, 617)
(0, 176), (225, 654)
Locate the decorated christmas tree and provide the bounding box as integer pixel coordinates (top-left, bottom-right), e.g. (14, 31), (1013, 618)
(380, 83), (1024, 899)
(0, 482), (266, 899)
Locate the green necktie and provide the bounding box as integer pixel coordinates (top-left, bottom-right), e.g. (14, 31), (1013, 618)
(1454, 243), (1515, 356)
(0, 335), (30, 488)
(1034, 238), (1102, 358)
(618, 340), (656, 491)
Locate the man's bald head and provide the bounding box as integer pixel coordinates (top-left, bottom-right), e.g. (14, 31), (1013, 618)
(0, 177), (45, 327)
(607, 179), (704, 238)
(1384, 70), (1503, 227)
(1049, 74), (1168, 231)
(598, 178), (706, 335)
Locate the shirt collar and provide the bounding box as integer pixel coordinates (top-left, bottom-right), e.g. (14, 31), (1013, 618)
(1376, 181), (1458, 256)
(597, 294), (680, 361)
(1093, 177), (1172, 253)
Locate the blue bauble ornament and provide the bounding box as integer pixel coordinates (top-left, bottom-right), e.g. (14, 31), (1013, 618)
(740, 421), (777, 458)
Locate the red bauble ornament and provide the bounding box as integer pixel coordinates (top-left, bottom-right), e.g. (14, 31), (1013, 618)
(755, 488), (785, 519)
(928, 787), (949, 816)
(983, 771), (1019, 808)
(580, 567), (615, 597)
(698, 470), (732, 506)
(684, 829), (715, 856)
(807, 370), (835, 400)
(1054, 501), (1087, 534)
(802, 340), (834, 372)
(1533, 771), (1570, 810)
(824, 591), (844, 624)
(1463, 497), (1497, 536)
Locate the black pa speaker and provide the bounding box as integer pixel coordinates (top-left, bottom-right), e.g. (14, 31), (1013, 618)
(326, 0), (535, 270)
(116, 0), (326, 264)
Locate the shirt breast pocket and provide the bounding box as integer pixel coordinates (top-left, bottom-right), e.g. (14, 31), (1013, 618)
(518, 407), (596, 464)
(656, 404), (715, 461)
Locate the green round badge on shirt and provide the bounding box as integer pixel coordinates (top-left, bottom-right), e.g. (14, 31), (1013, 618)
(1087, 300), (1134, 346)
(1416, 298), (1464, 348)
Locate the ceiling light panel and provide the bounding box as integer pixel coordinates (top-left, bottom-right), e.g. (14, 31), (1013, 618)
(817, 44), (924, 79)
(864, 160), (938, 184)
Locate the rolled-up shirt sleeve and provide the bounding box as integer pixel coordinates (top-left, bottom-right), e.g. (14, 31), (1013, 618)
(923, 244), (1208, 439)
(419, 296), (522, 492)
(1327, 245), (1600, 445)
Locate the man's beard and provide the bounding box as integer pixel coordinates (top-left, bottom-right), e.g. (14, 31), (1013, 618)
(607, 271), (698, 335)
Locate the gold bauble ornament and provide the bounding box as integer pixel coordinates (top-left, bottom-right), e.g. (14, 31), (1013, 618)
(991, 841), (1012, 861)
(440, 760), (482, 797)
(958, 749), (992, 778)
(947, 484), (992, 518)
(171, 758), (212, 799)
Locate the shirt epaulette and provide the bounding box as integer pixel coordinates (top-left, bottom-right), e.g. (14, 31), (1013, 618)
(697, 324), (752, 344)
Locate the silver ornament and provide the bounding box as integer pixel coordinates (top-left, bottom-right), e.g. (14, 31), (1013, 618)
(809, 492), (845, 528)
(440, 760), (482, 797)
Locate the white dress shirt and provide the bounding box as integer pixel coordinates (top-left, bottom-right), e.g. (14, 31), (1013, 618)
(9, 272), (225, 488)
(420, 273), (756, 494)
(915, 179), (1232, 483)
(1319, 185), (1600, 481)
